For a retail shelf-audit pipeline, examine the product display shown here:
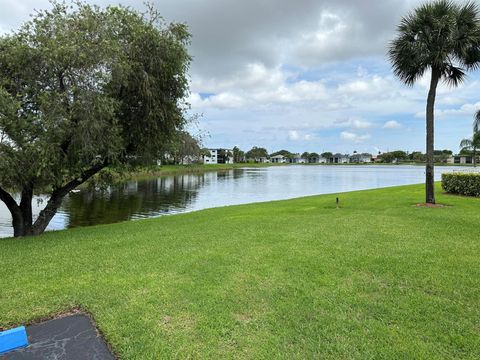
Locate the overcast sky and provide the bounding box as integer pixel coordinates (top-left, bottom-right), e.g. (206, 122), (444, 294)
(1, 0), (479, 154)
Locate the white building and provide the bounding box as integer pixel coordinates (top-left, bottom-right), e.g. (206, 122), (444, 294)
(350, 153), (372, 163)
(203, 149), (234, 164)
(291, 154), (306, 164)
(448, 155), (479, 164)
(257, 157), (270, 163)
(270, 154), (286, 163)
(308, 156), (327, 163)
(330, 153), (350, 163)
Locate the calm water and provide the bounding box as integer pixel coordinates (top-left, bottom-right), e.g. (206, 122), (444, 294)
(0, 165), (471, 237)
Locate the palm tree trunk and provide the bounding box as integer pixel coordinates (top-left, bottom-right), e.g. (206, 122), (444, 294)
(425, 69), (440, 204)
(474, 147), (477, 167)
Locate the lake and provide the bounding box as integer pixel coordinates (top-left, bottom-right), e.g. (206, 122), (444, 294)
(0, 165), (471, 237)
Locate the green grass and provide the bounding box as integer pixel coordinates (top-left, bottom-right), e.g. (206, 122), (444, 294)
(1, 184), (479, 359)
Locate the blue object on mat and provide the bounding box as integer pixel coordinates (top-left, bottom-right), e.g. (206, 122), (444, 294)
(0, 326), (29, 354)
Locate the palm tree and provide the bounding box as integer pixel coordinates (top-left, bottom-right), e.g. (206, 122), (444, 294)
(460, 132), (480, 167)
(389, 0), (480, 204)
(474, 109), (480, 133)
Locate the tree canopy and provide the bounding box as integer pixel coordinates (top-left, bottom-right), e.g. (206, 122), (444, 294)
(0, 2), (191, 236)
(245, 146), (268, 159)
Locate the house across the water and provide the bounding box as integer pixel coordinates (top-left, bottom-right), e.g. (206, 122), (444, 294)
(447, 155), (479, 164)
(270, 154), (286, 163)
(203, 148), (234, 164)
(330, 153), (350, 164)
(349, 153), (372, 163)
(290, 154), (306, 164)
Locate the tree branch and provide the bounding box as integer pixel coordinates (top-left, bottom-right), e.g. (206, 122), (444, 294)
(31, 160), (109, 235)
(53, 161), (109, 198)
(0, 185), (20, 214)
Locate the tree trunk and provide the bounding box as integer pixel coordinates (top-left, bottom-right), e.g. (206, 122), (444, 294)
(31, 191), (65, 235)
(1, 162), (108, 238)
(18, 183), (34, 236)
(473, 147), (476, 167)
(425, 69), (440, 204)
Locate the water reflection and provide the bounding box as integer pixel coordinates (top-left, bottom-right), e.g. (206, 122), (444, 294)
(63, 173), (205, 227)
(0, 165), (473, 237)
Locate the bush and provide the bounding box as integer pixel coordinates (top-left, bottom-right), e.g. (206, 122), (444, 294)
(442, 172), (480, 197)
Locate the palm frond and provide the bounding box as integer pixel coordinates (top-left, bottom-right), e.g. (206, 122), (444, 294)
(460, 138), (473, 149)
(442, 64), (466, 86)
(474, 109), (480, 132)
(473, 131), (480, 146)
(389, 0), (480, 87)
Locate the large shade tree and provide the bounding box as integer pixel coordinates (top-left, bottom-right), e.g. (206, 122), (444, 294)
(0, 2), (191, 237)
(389, 0), (480, 203)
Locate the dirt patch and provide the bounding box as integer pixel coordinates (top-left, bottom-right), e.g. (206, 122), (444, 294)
(413, 203), (449, 208)
(234, 313), (252, 324)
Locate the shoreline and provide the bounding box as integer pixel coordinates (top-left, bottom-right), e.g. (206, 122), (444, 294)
(98, 162), (475, 183)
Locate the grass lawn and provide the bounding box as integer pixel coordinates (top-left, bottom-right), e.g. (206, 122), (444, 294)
(0, 183), (479, 359)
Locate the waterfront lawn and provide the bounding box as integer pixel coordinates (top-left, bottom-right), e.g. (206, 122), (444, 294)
(0, 184), (479, 359)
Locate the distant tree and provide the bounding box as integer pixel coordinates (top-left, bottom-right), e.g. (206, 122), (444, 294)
(391, 150), (408, 160)
(410, 151), (426, 162)
(217, 149), (233, 163)
(321, 152), (333, 159)
(168, 131), (202, 164)
(309, 152), (320, 160)
(232, 146), (245, 163)
(432, 149), (453, 163)
(270, 150), (293, 158)
(245, 146), (268, 160)
(0, 2), (191, 237)
(460, 132), (480, 167)
(301, 152), (310, 159)
(389, 0), (480, 203)
(200, 148), (211, 157)
(380, 153), (395, 163)
(475, 109), (480, 133)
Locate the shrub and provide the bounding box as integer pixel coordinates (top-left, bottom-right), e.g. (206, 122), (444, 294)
(442, 172), (480, 197)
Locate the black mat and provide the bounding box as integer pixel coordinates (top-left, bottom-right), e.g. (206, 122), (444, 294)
(1, 314), (115, 359)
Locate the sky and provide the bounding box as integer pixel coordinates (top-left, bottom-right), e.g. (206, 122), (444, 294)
(1, 0), (479, 155)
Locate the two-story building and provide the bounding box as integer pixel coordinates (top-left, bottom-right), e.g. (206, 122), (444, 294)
(203, 149), (234, 164)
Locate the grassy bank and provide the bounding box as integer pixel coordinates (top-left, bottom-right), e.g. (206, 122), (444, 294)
(1, 184), (479, 359)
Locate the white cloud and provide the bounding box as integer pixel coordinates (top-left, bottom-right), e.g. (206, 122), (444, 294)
(288, 130), (300, 140)
(340, 131), (371, 143)
(2, 0), (479, 153)
(288, 130), (314, 141)
(334, 117), (373, 129)
(415, 102), (480, 119)
(383, 120), (402, 129)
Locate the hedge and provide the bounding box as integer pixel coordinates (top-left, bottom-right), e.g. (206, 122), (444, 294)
(442, 172), (480, 197)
